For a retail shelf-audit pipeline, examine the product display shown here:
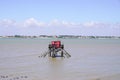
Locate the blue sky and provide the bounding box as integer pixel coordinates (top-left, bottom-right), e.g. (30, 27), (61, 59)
(0, 0), (120, 36)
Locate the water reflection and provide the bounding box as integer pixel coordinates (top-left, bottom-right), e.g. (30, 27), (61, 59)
(47, 57), (65, 79)
(48, 57), (64, 70)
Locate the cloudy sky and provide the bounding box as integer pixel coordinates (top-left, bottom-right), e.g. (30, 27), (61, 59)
(0, 0), (120, 36)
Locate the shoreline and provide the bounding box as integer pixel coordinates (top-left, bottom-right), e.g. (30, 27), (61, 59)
(0, 35), (120, 39)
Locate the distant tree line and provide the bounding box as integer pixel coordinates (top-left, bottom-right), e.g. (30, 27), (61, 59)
(0, 35), (120, 39)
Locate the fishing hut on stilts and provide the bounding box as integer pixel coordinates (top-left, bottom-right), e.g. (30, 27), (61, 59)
(40, 41), (71, 58)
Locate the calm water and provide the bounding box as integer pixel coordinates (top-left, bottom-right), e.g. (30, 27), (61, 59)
(0, 38), (120, 80)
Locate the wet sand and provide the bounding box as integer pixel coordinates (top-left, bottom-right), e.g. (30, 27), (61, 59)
(90, 73), (120, 80)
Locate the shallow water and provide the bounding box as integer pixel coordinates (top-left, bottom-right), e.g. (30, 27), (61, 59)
(0, 38), (120, 80)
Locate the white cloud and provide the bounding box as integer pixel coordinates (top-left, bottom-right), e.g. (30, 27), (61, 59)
(21, 18), (46, 27)
(0, 18), (120, 36)
(0, 19), (16, 27)
(82, 21), (96, 27)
